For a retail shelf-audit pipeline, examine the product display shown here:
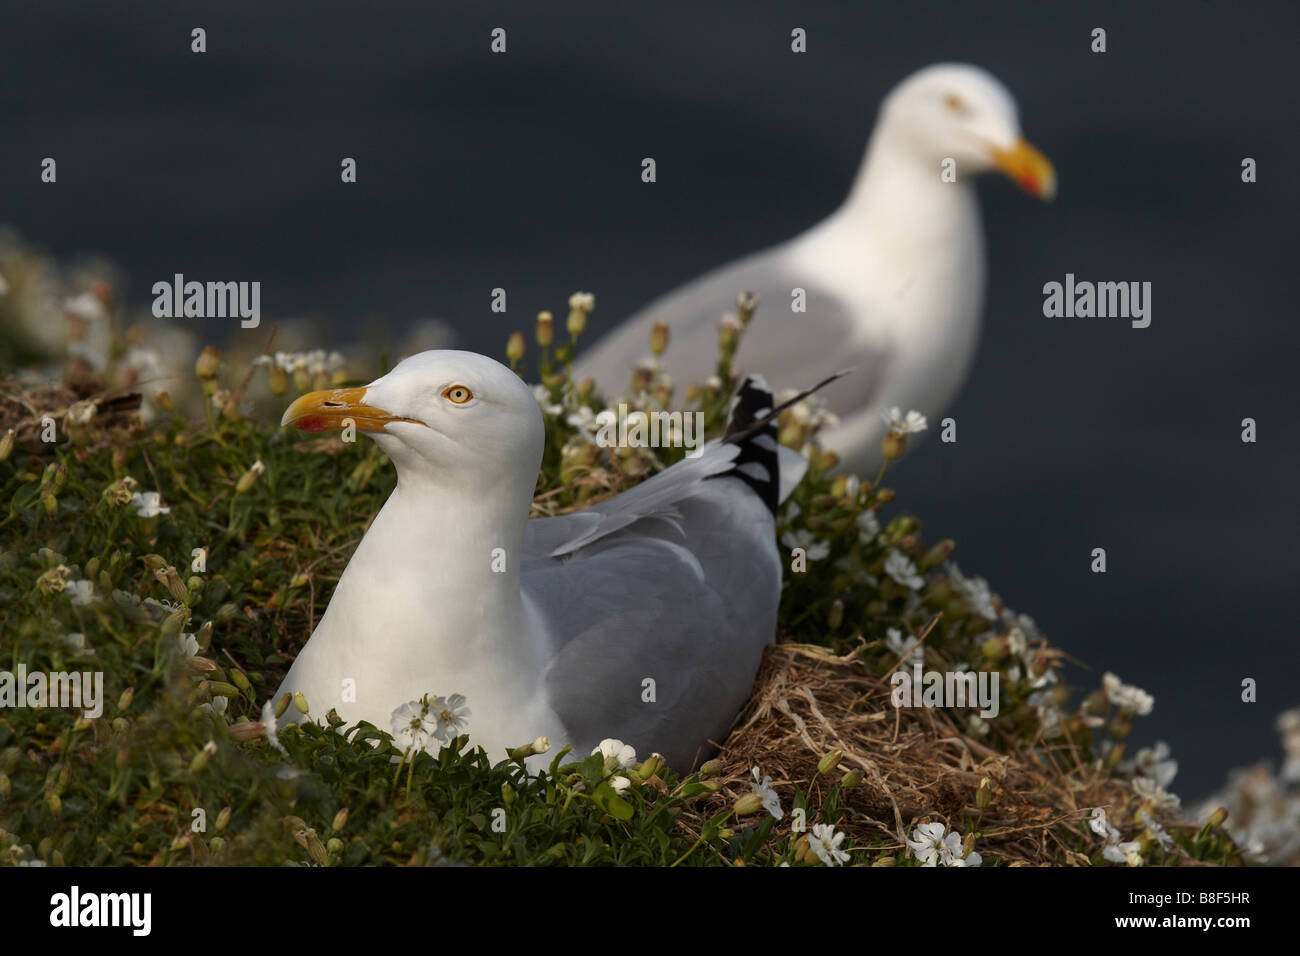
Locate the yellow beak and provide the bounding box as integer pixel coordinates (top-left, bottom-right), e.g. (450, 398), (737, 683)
(280, 387), (422, 433)
(989, 137), (1057, 200)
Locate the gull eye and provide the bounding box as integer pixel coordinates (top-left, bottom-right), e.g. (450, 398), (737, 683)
(443, 385), (473, 405)
(943, 93), (970, 115)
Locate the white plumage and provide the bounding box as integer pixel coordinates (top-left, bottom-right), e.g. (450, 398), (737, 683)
(575, 63), (1055, 473)
(275, 350), (803, 769)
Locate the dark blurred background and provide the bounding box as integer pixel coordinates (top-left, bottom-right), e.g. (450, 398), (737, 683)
(3, 0), (1297, 796)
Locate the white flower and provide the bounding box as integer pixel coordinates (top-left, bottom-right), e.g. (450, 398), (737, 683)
(128, 491), (170, 518)
(199, 695), (229, 717)
(64, 291), (106, 322)
(261, 700), (287, 755)
(1133, 775), (1181, 811)
(750, 766), (784, 820)
(61, 632), (91, 654)
(531, 736), (550, 754)
(390, 699), (436, 752)
(947, 847), (982, 867)
(1089, 807), (1119, 840)
(532, 384), (563, 416)
(1103, 840), (1143, 866)
(1103, 672), (1155, 716)
(959, 576), (997, 620)
(1134, 741), (1178, 790)
(880, 407), (928, 436)
(177, 633), (199, 659)
(855, 508), (880, 542)
(809, 822), (850, 866)
(1028, 689), (1062, 735)
(428, 694), (471, 741)
(781, 528), (829, 561)
(593, 737), (637, 771)
(1139, 811), (1176, 851)
(65, 579), (97, 606)
(884, 551), (924, 590)
(786, 395), (839, 430)
(569, 291), (595, 312)
(907, 821), (950, 866)
(609, 775), (632, 794)
(885, 628), (923, 665)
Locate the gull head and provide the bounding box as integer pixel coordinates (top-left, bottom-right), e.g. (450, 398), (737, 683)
(281, 349), (544, 486)
(877, 62), (1056, 200)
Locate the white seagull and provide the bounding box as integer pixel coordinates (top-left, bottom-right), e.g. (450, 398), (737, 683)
(574, 62), (1055, 473)
(274, 349), (811, 770)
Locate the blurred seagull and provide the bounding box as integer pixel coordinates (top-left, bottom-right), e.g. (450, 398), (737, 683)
(275, 349), (824, 769)
(575, 63), (1055, 472)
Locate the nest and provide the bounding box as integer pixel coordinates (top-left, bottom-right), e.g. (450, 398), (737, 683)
(693, 641), (1188, 866)
(0, 370), (141, 449)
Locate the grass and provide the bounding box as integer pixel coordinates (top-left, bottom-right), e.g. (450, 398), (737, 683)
(0, 255), (1243, 866)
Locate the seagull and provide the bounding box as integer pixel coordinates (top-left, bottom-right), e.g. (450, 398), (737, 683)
(274, 349), (814, 770)
(574, 63), (1055, 473)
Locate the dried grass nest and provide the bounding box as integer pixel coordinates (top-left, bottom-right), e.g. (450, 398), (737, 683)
(692, 641), (1205, 867)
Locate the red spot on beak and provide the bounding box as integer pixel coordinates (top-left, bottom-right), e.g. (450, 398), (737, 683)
(297, 416), (327, 433)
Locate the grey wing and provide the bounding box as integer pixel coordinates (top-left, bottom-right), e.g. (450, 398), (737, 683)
(521, 487), (781, 771)
(574, 248), (895, 418)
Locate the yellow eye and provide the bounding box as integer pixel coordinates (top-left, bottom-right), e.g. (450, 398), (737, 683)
(443, 385), (473, 404)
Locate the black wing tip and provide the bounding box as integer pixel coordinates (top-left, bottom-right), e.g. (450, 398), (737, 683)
(714, 375), (780, 516)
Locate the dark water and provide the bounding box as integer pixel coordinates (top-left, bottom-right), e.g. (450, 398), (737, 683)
(4, 0), (1298, 796)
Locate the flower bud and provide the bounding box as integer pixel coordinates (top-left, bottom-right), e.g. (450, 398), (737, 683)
(718, 315), (739, 351)
(817, 748), (844, 775)
(736, 291), (758, 325)
(535, 311), (554, 347)
(189, 740), (218, 774)
(981, 636), (1010, 662)
(1206, 807), (1229, 829)
(919, 539), (955, 570)
(881, 430), (907, 460)
(506, 331), (525, 365)
(160, 607), (189, 639)
(976, 776), (992, 809)
(733, 792), (765, 816)
(841, 770), (862, 788)
(508, 736), (550, 760)
(699, 758), (724, 778)
(501, 782), (516, 806)
(828, 599), (844, 630)
(293, 692), (310, 715)
(195, 345), (221, 380)
(567, 293), (593, 338)
(0, 428), (13, 461)
(117, 687), (135, 712)
(649, 321), (669, 357)
(236, 459), (265, 494)
(227, 719), (263, 742)
(330, 807), (349, 833)
(637, 753), (665, 779)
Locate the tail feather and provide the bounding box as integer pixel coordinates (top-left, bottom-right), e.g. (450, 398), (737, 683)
(710, 369), (852, 515)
